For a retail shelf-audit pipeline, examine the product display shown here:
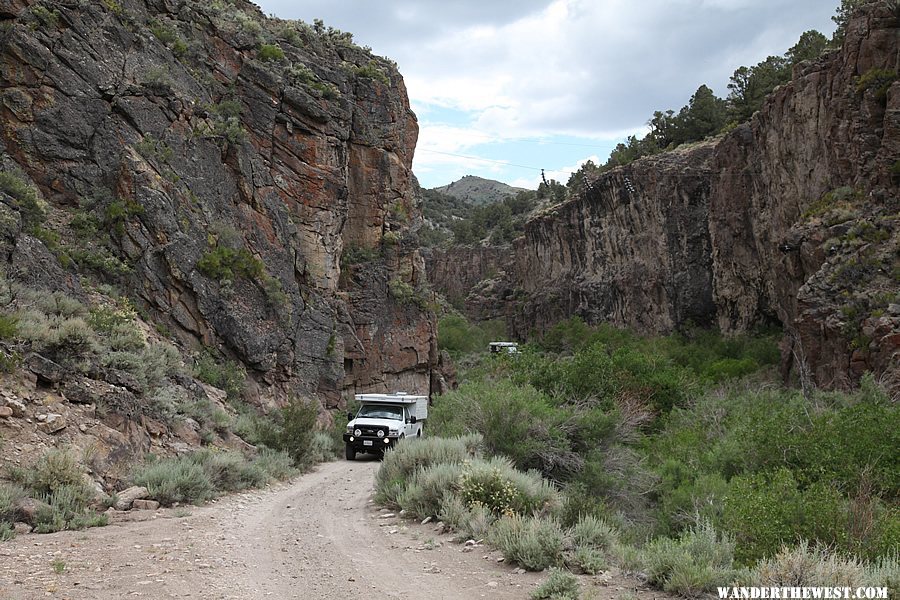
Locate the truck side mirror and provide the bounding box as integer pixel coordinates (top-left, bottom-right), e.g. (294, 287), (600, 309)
(347, 411), (354, 422)
(409, 415), (417, 424)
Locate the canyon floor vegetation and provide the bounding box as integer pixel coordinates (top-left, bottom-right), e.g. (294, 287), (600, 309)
(383, 316), (900, 597)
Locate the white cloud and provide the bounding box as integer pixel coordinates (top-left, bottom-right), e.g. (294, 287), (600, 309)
(390, 0), (834, 140)
(260, 0), (837, 185)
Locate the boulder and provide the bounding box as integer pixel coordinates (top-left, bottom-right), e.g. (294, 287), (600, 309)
(16, 498), (51, 525)
(25, 354), (67, 384)
(131, 499), (160, 511)
(5, 399), (26, 417)
(172, 419), (201, 445)
(37, 413), (67, 434)
(13, 522), (31, 535)
(114, 486), (149, 511)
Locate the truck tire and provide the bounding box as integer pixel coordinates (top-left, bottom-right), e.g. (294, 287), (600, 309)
(345, 444), (355, 461)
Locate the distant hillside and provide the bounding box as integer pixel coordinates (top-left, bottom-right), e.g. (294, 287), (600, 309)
(433, 175), (529, 206)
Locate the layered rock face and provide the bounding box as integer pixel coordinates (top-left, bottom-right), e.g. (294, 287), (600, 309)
(0, 0), (436, 405)
(508, 143), (718, 338)
(433, 5), (898, 391)
(423, 245), (507, 312)
(708, 6), (899, 389)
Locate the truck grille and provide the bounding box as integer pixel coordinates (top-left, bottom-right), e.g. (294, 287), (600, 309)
(358, 425), (389, 437)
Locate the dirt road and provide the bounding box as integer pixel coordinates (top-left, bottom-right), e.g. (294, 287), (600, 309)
(0, 457), (554, 599)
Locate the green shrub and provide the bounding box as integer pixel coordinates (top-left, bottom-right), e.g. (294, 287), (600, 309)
(857, 68), (898, 103)
(388, 278), (427, 309)
(149, 20), (177, 45)
(257, 43), (284, 62)
(569, 514), (619, 550)
(33, 484), (102, 533)
(0, 348), (20, 373)
(723, 468), (855, 564)
(751, 541), (862, 587)
(610, 540), (643, 574)
(396, 462), (463, 519)
(307, 431), (336, 463)
(209, 99), (242, 119)
(69, 247), (132, 277)
(430, 380), (576, 479)
(102, 197), (144, 236)
(32, 291), (86, 318)
(488, 514), (564, 571)
(132, 458), (215, 506)
(340, 244), (378, 268)
(459, 456), (559, 516)
(87, 303), (134, 334)
(27, 449), (86, 496)
(0, 314), (17, 340)
(188, 450), (267, 492)
(28, 5), (59, 28)
(0, 522), (14, 541)
(556, 482), (614, 528)
(530, 568), (580, 599)
(196, 246), (265, 282)
(286, 64), (339, 98)
(212, 117), (246, 144)
(641, 521), (742, 597)
(133, 447), (297, 508)
(353, 60), (389, 85)
(790, 398), (899, 495)
(0, 170), (45, 228)
(139, 342), (181, 390)
(250, 448), (297, 481)
(438, 495), (495, 541)
(567, 546), (607, 575)
(258, 398), (320, 467)
(16, 311), (98, 362)
(192, 350), (245, 401)
(0, 482), (27, 524)
(374, 434), (481, 507)
(176, 396), (230, 433)
(460, 460), (520, 515)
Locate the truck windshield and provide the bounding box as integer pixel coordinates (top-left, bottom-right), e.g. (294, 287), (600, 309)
(357, 405), (403, 420)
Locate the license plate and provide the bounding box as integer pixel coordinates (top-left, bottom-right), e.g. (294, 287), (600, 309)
(363, 440), (373, 446)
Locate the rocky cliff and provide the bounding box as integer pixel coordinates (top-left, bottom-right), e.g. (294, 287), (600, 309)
(0, 0), (438, 478)
(431, 4), (899, 392)
(422, 245), (507, 311)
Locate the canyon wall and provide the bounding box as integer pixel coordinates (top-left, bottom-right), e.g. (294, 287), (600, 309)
(0, 0), (438, 407)
(429, 4), (899, 391)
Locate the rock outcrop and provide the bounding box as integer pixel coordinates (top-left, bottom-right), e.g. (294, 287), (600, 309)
(423, 245), (508, 312)
(0, 0), (437, 407)
(430, 4), (899, 392)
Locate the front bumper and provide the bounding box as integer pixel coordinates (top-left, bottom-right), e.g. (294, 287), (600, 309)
(343, 433), (398, 451)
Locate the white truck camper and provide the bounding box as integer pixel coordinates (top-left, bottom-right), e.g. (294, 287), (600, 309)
(343, 392), (428, 460)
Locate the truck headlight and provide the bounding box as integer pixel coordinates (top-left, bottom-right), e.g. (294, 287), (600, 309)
(389, 428), (399, 435)
(346, 425), (353, 434)
(354, 429), (361, 437)
(377, 430), (385, 438)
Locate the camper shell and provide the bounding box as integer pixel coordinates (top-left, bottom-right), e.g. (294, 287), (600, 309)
(489, 341), (519, 354)
(343, 392), (428, 460)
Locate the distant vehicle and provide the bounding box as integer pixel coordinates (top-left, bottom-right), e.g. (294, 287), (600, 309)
(343, 392), (428, 460)
(489, 341), (519, 355)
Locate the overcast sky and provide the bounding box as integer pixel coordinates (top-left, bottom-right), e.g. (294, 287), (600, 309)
(255, 0), (837, 189)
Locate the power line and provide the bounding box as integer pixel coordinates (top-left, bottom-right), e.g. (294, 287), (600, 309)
(426, 130), (614, 149)
(418, 149), (545, 171)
